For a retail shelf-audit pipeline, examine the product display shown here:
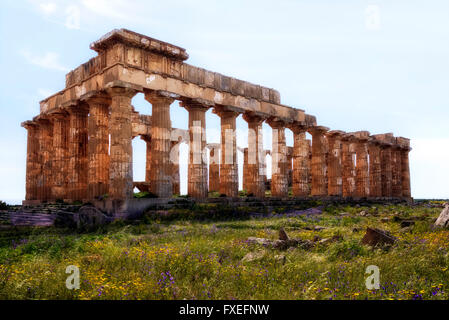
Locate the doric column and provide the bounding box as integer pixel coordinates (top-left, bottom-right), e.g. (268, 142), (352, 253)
(368, 139), (382, 197)
(170, 140), (181, 195)
(391, 142), (403, 198)
(289, 125), (310, 197)
(214, 106), (239, 197)
(208, 144), (220, 192)
(36, 117), (54, 201)
(267, 119), (289, 197)
(86, 94), (111, 200)
(341, 134), (356, 197)
(65, 103), (89, 202)
(380, 144), (393, 197)
(242, 113), (265, 198)
(182, 100), (211, 199)
(51, 111), (69, 201)
(308, 126), (329, 197)
(141, 135), (151, 183)
(326, 130), (344, 197)
(242, 147), (248, 192)
(106, 86), (137, 200)
(287, 147), (293, 187)
(354, 131), (370, 198)
(145, 91), (177, 198)
(397, 137), (411, 199)
(22, 121), (40, 201)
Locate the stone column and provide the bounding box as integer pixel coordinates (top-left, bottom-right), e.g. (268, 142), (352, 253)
(341, 134), (356, 198)
(309, 126), (329, 197)
(290, 126), (310, 197)
(145, 91), (177, 198)
(141, 135), (151, 183)
(22, 121), (40, 202)
(379, 143), (393, 197)
(326, 130), (344, 197)
(354, 131), (370, 198)
(51, 111), (69, 201)
(399, 144), (411, 199)
(208, 145), (220, 192)
(242, 113), (265, 198)
(36, 118), (53, 201)
(391, 144), (403, 198)
(86, 95), (111, 200)
(65, 104), (89, 202)
(242, 147), (248, 192)
(171, 140), (181, 195)
(368, 139), (382, 197)
(267, 119), (289, 197)
(182, 101), (210, 199)
(287, 147), (293, 187)
(106, 86), (137, 200)
(215, 107), (239, 197)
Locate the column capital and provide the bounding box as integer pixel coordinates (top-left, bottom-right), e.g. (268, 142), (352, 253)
(62, 101), (89, 115)
(105, 86), (138, 99)
(242, 111), (266, 124)
(81, 92), (111, 107)
(180, 98), (213, 112)
(308, 125), (329, 135)
(144, 90), (179, 105)
(21, 120), (38, 129)
(341, 133), (357, 142)
(326, 130), (345, 139)
(213, 105), (241, 119)
(266, 117), (290, 129)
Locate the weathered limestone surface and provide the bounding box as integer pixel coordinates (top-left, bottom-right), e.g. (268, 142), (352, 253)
(22, 29), (413, 210)
(183, 101), (210, 198)
(309, 126), (329, 196)
(207, 143), (220, 192)
(353, 131), (370, 198)
(341, 134), (356, 197)
(215, 107), (239, 197)
(145, 90), (176, 198)
(290, 126), (310, 197)
(326, 131), (344, 196)
(106, 87), (136, 200)
(243, 113), (265, 197)
(86, 95), (110, 199)
(268, 119), (289, 197)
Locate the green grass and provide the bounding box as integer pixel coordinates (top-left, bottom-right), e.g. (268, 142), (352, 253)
(0, 203), (448, 300)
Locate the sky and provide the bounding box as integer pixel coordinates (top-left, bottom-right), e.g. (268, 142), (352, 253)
(0, 0), (448, 204)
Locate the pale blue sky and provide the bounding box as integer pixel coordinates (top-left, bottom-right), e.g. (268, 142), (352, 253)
(1, 0), (448, 203)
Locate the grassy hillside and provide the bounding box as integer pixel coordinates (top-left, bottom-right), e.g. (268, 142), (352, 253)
(0, 202), (448, 300)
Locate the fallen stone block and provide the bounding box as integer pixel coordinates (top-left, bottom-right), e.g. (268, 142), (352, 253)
(361, 227), (398, 247)
(434, 205), (449, 228)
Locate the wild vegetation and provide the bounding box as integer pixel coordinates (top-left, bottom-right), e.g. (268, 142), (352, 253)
(0, 201), (448, 300)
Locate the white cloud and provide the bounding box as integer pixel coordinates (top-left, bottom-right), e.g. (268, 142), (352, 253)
(38, 2), (57, 15)
(65, 5), (80, 29)
(20, 50), (69, 72)
(81, 0), (129, 20)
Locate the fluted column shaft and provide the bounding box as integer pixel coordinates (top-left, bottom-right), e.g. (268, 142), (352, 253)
(141, 135), (151, 182)
(23, 122), (40, 201)
(171, 140), (180, 195)
(268, 121), (288, 197)
(368, 142), (382, 197)
(327, 132), (343, 196)
(36, 119), (53, 201)
(208, 147), (220, 192)
(217, 109), (239, 197)
(309, 127), (328, 196)
(145, 92), (175, 198)
(66, 105), (88, 201)
(342, 137), (356, 197)
(291, 127), (310, 197)
(287, 147), (293, 187)
(52, 113), (69, 200)
(185, 103), (209, 198)
(107, 87), (136, 200)
(380, 146), (393, 197)
(243, 114), (265, 198)
(243, 147), (248, 191)
(401, 148), (411, 198)
(87, 96), (110, 199)
(391, 147), (403, 197)
(355, 139), (370, 197)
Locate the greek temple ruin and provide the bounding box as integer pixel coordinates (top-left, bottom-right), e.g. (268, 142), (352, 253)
(21, 29), (412, 213)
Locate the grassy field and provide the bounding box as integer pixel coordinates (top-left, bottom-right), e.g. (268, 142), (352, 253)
(0, 201), (448, 300)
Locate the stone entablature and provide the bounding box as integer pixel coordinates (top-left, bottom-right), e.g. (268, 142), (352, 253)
(22, 29), (412, 209)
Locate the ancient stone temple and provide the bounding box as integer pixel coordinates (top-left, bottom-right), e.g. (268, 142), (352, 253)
(22, 29), (412, 213)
